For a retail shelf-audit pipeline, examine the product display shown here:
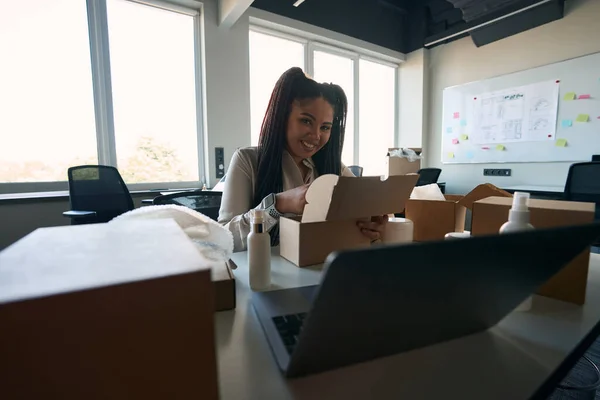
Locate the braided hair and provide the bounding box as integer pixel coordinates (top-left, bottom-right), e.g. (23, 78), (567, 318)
(253, 67), (348, 244)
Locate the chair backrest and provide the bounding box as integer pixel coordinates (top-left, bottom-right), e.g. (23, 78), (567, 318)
(564, 162), (600, 203)
(416, 168), (442, 186)
(592, 155), (600, 162)
(348, 165), (363, 177)
(67, 165), (134, 223)
(152, 191), (222, 221)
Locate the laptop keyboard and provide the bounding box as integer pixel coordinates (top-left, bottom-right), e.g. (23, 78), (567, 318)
(272, 313), (307, 354)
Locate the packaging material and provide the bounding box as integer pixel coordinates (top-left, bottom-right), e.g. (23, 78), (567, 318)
(472, 196), (596, 305)
(405, 183), (513, 242)
(213, 261), (236, 311)
(410, 183), (446, 201)
(280, 174), (419, 267)
(386, 147), (422, 176)
(0, 219), (219, 399)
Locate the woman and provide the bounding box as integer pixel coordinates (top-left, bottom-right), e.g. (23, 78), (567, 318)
(219, 67), (387, 252)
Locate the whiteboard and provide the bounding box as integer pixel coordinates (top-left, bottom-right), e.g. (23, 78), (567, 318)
(441, 51), (600, 164)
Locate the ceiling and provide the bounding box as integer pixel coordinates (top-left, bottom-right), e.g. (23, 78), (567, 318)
(250, 0), (565, 53)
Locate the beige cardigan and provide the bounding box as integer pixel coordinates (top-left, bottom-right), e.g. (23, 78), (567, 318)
(218, 147), (354, 252)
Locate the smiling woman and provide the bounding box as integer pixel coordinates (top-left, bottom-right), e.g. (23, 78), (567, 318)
(218, 67), (388, 252)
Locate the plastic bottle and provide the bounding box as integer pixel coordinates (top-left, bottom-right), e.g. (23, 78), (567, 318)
(248, 209), (271, 291)
(499, 191), (534, 311)
(499, 191), (535, 233)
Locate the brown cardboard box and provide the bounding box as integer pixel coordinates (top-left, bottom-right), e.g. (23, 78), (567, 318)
(213, 261), (236, 311)
(405, 184), (512, 242)
(386, 148), (422, 176)
(0, 220), (219, 399)
(280, 174), (418, 267)
(472, 196), (596, 304)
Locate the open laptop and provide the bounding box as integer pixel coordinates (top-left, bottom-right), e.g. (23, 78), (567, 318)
(252, 222), (600, 378)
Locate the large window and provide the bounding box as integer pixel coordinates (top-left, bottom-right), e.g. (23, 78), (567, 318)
(249, 27), (399, 177)
(0, 0), (204, 192)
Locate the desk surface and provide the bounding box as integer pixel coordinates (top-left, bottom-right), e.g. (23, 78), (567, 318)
(216, 250), (600, 399)
(503, 185), (564, 194)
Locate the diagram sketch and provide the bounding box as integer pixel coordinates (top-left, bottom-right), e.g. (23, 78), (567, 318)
(472, 80), (559, 144)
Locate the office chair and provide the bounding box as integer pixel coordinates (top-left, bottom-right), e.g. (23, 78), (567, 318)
(564, 162), (600, 247)
(153, 190), (222, 221)
(592, 155), (600, 162)
(63, 165), (134, 225)
(416, 168), (442, 186)
(348, 165), (363, 177)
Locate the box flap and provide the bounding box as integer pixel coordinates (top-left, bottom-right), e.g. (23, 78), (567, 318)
(387, 147), (423, 156)
(325, 175), (418, 221)
(457, 183), (512, 210)
(476, 196), (595, 212)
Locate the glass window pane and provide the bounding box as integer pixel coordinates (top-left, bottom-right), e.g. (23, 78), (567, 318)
(249, 31), (304, 146)
(312, 51), (355, 168)
(107, 0), (199, 184)
(359, 59), (396, 177)
(0, 0), (97, 183)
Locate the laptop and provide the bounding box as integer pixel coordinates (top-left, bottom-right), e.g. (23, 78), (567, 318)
(252, 222), (600, 378)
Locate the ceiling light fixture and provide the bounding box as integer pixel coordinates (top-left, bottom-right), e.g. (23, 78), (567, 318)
(293, 0), (306, 7)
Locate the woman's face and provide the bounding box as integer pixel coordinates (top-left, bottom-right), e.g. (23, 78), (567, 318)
(285, 97), (334, 162)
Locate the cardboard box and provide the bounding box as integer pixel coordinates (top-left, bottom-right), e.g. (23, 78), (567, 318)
(280, 174), (418, 267)
(405, 184), (512, 242)
(0, 220), (219, 399)
(471, 197), (596, 305)
(213, 261), (236, 311)
(386, 148), (422, 176)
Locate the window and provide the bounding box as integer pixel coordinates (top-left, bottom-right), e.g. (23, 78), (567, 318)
(249, 30), (304, 146)
(248, 27), (399, 177)
(0, 0), (204, 192)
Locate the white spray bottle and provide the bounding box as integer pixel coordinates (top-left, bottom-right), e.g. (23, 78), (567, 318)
(499, 191), (534, 311)
(248, 209), (271, 291)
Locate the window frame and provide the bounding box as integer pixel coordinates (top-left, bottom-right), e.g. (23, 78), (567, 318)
(0, 0), (206, 195)
(249, 24), (401, 167)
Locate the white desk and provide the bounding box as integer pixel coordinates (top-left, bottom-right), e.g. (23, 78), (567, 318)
(216, 250), (600, 399)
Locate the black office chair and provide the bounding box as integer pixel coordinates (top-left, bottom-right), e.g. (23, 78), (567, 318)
(592, 155), (600, 162)
(416, 168), (442, 186)
(152, 190), (222, 221)
(348, 165), (363, 177)
(564, 162), (600, 247)
(63, 165), (134, 225)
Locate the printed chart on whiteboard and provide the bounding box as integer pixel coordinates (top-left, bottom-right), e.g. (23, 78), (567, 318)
(472, 80), (560, 144)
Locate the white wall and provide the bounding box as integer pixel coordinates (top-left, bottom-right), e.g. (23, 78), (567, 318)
(398, 48), (427, 149)
(425, 0), (600, 194)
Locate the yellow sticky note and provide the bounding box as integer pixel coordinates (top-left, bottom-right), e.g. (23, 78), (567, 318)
(496, 144), (505, 151)
(564, 92), (577, 101)
(448, 152), (454, 159)
(576, 114), (590, 122)
(556, 139), (567, 147)
(460, 134), (469, 140)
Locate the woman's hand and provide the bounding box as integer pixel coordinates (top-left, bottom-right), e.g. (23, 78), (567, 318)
(275, 184), (310, 215)
(358, 215), (388, 242)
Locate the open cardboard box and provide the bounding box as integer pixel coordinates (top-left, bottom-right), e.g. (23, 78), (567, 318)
(472, 196), (596, 305)
(213, 261), (236, 311)
(280, 174), (418, 267)
(386, 147), (422, 176)
(405, 183), (513, 242)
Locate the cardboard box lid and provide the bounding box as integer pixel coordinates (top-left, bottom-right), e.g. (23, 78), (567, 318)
(302, 174), (418, 223)
(457, 183), (513, 210)
(476, 196), (596, 212)
(0, 219), (212, 305)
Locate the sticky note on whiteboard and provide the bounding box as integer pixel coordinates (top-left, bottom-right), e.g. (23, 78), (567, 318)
(452, 138), (459, 145)
(556, 139), (567, 147)
(563, 92), (577, 101)
(460, 134), (469, 140)
(453, 112), (460, 119)
(496, 144), (505, 151)
(448, 152), (455, 159)
(460, 119), (467, 127)
(576, 114), (590, 122)
(579, 94), (591, 99)
(561, 119), (573, 128)
(466, 151), (474, 159)
(446, 127), (453, 134)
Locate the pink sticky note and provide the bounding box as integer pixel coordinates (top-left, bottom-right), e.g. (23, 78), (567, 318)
(453, 112), (460, 119)
(452, 138), (459, 144)
(481, 147), (490, 150)
(579, 94), (591, 99)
